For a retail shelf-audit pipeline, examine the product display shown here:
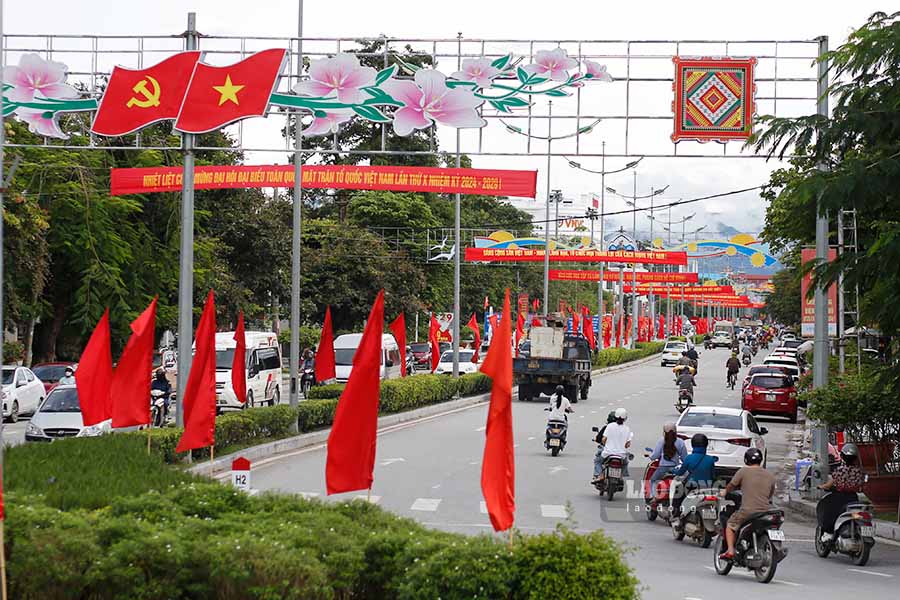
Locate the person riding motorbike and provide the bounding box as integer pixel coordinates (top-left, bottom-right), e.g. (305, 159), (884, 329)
(151, 368), (172, 412)
(591, 410), (618, 482)
(676, 351), (694, 368)
(725, 353), (741, 385)
(593, 408), (632, 483)
(816, 443), (865, 543)
(647, 422), (687, 498)
(740, 343), (753, 361)
(671, 433), (719, 515)
(547, 384), (574, 423)
(676, 368), (697, 403)
(718, 448), (776, 561)
(301, 348), (315, 370)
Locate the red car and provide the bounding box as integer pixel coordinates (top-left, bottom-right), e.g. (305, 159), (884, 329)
(408, 343), (432, 371)
(742, 365), (792, 393)
(31, 362), (77, 394)
(742, 373), (798, 423)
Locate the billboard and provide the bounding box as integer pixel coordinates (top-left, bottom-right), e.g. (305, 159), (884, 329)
(800, 248), (838, 338)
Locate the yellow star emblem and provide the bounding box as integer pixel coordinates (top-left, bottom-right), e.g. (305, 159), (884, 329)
(213, 75), (244, 106)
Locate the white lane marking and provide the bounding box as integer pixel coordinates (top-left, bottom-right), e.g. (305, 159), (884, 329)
(549, 466), (568, 475)
(578, 415), (586, 419)
(431, 484), (441, 490)
(540, 504), (568, 518)
(469, 461), (478, 465)
(590, 410), (597, 414)
(528, 436), (535, 441)
(685, 597), (703, 600)
(848, 568), (894, 578)
(298, 492), (320, 499)
(480, 501), (488, 514)
(703, 566), (801, 586)
(411, 498), (442, 512)
(475, 426), (486, 432)
(380, 457), (406, 466)
(354, 494), (381, 504)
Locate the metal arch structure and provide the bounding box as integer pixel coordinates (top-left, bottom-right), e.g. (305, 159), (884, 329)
(0, 18), (827, 428)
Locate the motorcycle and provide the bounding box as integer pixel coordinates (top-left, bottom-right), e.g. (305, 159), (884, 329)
(642, 456), (676, 523)
(675, 388), (693, 413)
(742, 354), (752, 367)
(713, 492), (788, 584)
(593, 449), (630, 500)
(751, 344), (758, 357)
(815, 497), (876, 565)
(670, 480), (722, 547)
(544, 408), (568, 457)
(300, 365), (316, 396)
(150, 389), (170, 427)
(704, 338), (713, 350)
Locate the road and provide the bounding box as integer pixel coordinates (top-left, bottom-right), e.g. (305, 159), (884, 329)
(249, 349), (900, 599)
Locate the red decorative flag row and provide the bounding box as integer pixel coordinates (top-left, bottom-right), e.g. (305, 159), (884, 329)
(316, 307), (337, 384)
(176, 291), (217, 453)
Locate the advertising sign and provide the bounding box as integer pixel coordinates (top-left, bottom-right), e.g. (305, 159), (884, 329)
(465, 248), (687, 266)
(434, 313), (454, 343)
(800, 248), (838, 338)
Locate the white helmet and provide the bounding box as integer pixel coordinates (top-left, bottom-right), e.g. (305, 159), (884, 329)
(615, 408), (628, 420)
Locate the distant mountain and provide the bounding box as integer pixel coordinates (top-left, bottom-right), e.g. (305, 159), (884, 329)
(713, 222), (742, 238)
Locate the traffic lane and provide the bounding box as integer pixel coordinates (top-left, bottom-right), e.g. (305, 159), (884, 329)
(2, 418), (28, 446)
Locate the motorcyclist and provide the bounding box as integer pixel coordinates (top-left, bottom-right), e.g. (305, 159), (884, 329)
(647, 422), (687, 498)
(740, 343), (753, 362)
(150, 368), (172, 411)
(718, 448), (775, 561)
(725, 353), (741, 385)
(547, 384), (573, 423)
(685, 345), (699, 365)
(671, 433), (719, 515)
(591, 410), (618, 483)
(676, 351), (694, 368)
(594, 408), (632, 482)
(676, 367), (697, 404)
(58, 366), (76, 385)
(301, 347), (315, 370)
(816, 443), (865, 543)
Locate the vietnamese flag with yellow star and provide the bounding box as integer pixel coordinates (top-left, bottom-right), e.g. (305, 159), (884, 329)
(174, 48), (286, 134)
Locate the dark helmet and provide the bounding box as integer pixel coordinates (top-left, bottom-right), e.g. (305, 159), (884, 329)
(691, 433), (709, 448)
(606, 410), (617, 423)
(155, 368), (166, 379)
(555, 384), (565, 395)
(840, 442), (859, 464)
(744, 447), (764, 465)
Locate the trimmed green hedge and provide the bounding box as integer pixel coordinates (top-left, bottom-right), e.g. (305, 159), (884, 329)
(6, 436), (639, 599)
(593, 341), (665, 368)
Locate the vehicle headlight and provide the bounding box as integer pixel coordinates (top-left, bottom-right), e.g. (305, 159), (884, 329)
(25, 422), (44, 436)
(77, 425), (104, 437)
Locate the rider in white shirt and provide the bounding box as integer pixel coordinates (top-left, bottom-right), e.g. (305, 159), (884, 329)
(598, 408), (633, 478)
(547, 385), (573, 422)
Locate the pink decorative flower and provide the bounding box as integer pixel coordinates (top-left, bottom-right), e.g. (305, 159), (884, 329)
(450, 58), (500, 88)
(524, 48), (578, 82)
(293, 53), (376, 105)
(303, 111), (353, 137)
(383, 70), (485, 137)
(2, 53), (78, 103)
(583, 60), (613, 82)
(16, 109), (67, 138)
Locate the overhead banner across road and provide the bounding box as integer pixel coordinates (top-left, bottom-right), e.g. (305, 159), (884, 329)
(550, 269), (699, 283)
(622, 285), (735, 296)
(466, 248), (688, 266)
(110, 164), (538, 198)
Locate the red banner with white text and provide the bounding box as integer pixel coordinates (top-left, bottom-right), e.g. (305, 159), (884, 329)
(622, 285), (735, 296)
(549, 269), (699, 283)
(110, 164), (538, 198)
(466, 248), (687, 266)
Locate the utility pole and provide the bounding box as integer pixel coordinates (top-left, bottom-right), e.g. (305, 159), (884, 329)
(542, 101), (553, 317)
(598, 143), (606, 348)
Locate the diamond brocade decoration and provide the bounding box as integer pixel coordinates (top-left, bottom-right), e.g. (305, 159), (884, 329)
(671, 56), (757, 143)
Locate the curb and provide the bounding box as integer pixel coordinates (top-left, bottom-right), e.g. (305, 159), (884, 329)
(189, 352), (663, 477)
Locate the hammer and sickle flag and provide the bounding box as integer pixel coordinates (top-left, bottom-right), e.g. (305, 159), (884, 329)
(91, 51), (201, 136)
(174, 48), (286, 134)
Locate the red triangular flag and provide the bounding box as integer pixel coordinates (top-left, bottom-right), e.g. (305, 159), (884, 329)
(488, 313), (499, 333)
(389, 313), (407, 378)
(582, 306), (596, 350)
(429, 314), (442, 372)
(480, 289), (515, 531)
(315, 307), (337, 383)
(515, 312), (525, 358)
(232, 311), (247, 404)
(76, 308), (113, 426)
(326, 290), (385, 495)
(176, 290), (217, 453)
(466, 313), (481, 363)
(110, 297), (157, 428)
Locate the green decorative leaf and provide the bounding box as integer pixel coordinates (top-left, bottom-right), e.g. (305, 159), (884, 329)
(352, 105), (390, 122)
(501, 97), (530, 108)
(363, 87), (394, 103)
(525, 75), (549, 86)
(374, 64), (397, 86)
(516, 66), (530, 84)
(544, 89), (570, 97)
(393, 56), (421, 75)
(2, 103), (17, 117)
(491, 54), (512, 70)
(446, 80), (478, 89)
(313, 109), (327, 118)
(489, 99), (512, 113)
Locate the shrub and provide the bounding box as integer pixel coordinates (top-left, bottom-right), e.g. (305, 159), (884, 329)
(306, 382), (345, 400)
(593, 342), (664, 368)
(803, 371), (900, 443)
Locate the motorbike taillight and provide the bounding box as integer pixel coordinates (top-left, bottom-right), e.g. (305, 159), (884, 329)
(852, 511), (872, 522)
(703, 495), (719, 503)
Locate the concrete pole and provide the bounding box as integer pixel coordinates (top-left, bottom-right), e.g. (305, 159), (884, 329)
(812, 35), (831, 494)
(288, 2), (304, 423)
(542, 101), (553, 316)
(452, 33), (462, 378)
(630, 171), (638, 348)
(175, 13), (198, 428)
(617, 266), (625, 347)
(598, 142), (606, 348)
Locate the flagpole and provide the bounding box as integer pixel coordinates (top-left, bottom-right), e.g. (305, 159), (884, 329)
(210, 444), (214, 463)
(288, 0), (305, 432)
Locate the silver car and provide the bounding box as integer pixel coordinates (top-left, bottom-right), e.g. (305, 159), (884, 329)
(25, 385), (111, 442)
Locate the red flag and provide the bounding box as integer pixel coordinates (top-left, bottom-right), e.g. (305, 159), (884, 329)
(531, 316), (542, 327)
(625, 316), (632, 345)
(176, 290), (217, 453)
(76, 308), (113, 426)
(581, 306), (595, 350)
(110, 297), (157, 428)
(315, 307), (337, 382)
(175, 48), (286, 134)
(603, 314), (612, 347)
(389, 313), (407, 377)
(429, 315), (442, 372)
(326, 290), (384, 495)
(480, 289), (515, 531)
(515, 311), (525, 357)
(467, 313), (482, 363)
(91, 51), (201, 136)
(532, 298), (540, 311)
(592, 195), (600, 208)
(571, 311), (580, 334)
(232, 311), (247, 404)
(488, 313), (499, 332)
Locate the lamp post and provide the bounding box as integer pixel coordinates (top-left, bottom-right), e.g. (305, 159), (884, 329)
(661, 213), (696, 334)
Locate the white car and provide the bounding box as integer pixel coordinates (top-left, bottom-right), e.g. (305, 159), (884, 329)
(763, 356), (801, 382)
(2, 365), (46, 422)
(781, 332), (797, 341)
(436, 350), (479, 375)
(661, 341), (689, 366)
(711, 332), (733, 348)
(25, 385), (112, 441)
(676, 406), (768, 472)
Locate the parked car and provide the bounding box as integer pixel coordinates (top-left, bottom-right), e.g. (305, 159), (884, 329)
(661, 341), (688, 366)
(435, 350), (480, 375)
(742, 364), (793, 392)
(742, 373), (799, 423)
(762, 356), (802, 382)
(676, 406), (768, 474)
(31, 361), (77, 394)
(25, 385), (112, 441)
(409, 342), (432, 371)
(2, 365), (46, 422)
(334, 333), (403, 383)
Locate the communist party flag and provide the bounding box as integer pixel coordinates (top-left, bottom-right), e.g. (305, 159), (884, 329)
(467, 313), (482, 363)
(480, 289), (515, 532)
(111, 297), (157, 428)
(232, 311), (247, 404)
(581, 306), (595, 350)
(176, 291), (217, 453)
(389, 313), (407, 377)
(92, 51), (201, 136)
(326, 290), (384, 495)
(315, 307), (337, 383)
(175, 48), (286, 134)
(429, 315), (442, 372)
(76, 309), (113, 426)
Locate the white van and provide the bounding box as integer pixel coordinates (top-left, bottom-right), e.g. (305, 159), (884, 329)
(334, 333), (403, 383)
(212, 331), (282, 410)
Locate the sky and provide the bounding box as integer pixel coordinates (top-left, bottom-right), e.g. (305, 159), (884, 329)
(2, 0), (887, 241)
